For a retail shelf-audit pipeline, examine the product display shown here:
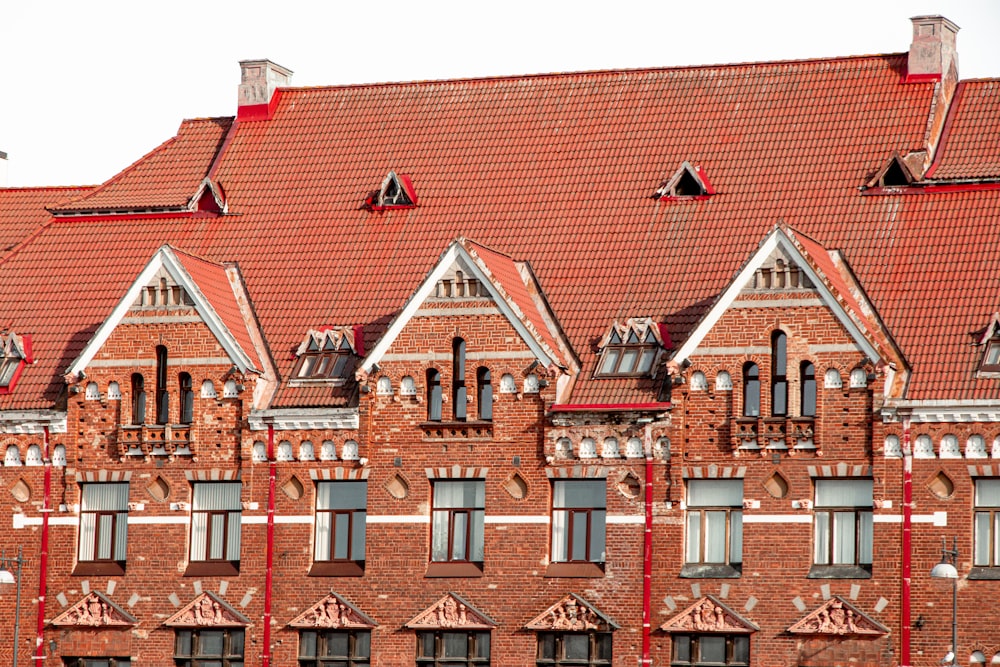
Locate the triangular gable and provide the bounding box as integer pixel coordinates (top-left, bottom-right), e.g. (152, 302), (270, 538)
(524, 593), (618, 632)
(404, 592), (496, 630)
(67, 245), (264, 377)
(787, 596), (889, 636)
(659, 596), (758, 634)
(672, 225), (891, 368)
(164, 592), (250, 628)
(866, 152), (918, 189)
(364, 171), (418, 210)
(655, 161), (715, 199)
(50, 591), (138, 628)
(361, 238), (570, 375)
(974, 313), (1000, 345)
(288, 592), (378, 629)
(190, 177), (228, 213)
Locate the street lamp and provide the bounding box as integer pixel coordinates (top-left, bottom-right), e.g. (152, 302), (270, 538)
(0, 547), (23, 667)
(929, 537), (958, 667)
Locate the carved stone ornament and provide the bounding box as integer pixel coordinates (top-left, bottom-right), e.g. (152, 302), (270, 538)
(51, 592), (137, 628)
(525, 593), (618, 633)
(787, 596), (889, 636)
(288, 592), (377, 629)
(659, 596), (758, 634)
(164, 592), (250, 628)
(405, 592), (495, 630)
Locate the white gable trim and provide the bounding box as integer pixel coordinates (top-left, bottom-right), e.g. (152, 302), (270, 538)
(67, 246), (258, 376)
(362, 242), (560, 374)
(672, 229), (880, 364)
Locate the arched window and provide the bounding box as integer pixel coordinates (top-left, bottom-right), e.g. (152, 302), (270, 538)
(477, 367), (493, 421)
(453, 338), (467, 421)
(771, 331), (787, 416)
(743, 363), (760, 417)
(131, 373), (146, 425)
(155, 346), (169, 425)
(800, 361), (817, 417)
(179, 373), (194, 424)
(427, 369), (442, 422)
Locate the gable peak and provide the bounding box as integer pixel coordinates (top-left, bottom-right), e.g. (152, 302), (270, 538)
(164, 592), (249, 628)
(660, 596), (758, 634)
(288, 592), (378, 629)
(787, 596), (889, 636)
(525, 593), (618, 632)
(364, 171), (417, 210)
(51, 591), (137, 627)
(405, 592), (496, 629)
(655, 161), (715, 200)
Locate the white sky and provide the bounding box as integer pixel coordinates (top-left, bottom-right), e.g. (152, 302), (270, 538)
(2, 0), (998, 187)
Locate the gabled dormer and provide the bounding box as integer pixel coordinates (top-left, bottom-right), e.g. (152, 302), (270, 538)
(864, 152), (920, 191)
(291, 326), (364, 384)
(974, 313), (1000, 376)
(364, 171), (418, 210)
(594, 318), (670, 378)
(654, 161), (715, 200)
(0, 330), (32, 395)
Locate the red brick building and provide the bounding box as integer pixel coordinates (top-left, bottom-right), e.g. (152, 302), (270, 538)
(0, 14), (997, 667)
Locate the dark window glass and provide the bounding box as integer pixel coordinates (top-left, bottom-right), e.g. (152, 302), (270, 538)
(179, 373), (194, 424)
(427, 369), (442, 421)
(742, 363), (760, 417)
(156, 346), (169, 425)
(595, 328), (660, 377)
(477, 367), (492, 421)
(173, 628), (244, 667)
(131, 373), (145, 425)
(453, 339), (467, 421)
(298, 629), (371, 666)
(771, 332), (787, 416)
(800, 362), (816, 417)
(417, 631), (490, 666)
(670, 635), (749, 667)
(535, 633), (612, 666)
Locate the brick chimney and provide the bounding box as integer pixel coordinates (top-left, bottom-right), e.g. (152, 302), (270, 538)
(238, 60), (293, 121)
(907, 15), (959, 81)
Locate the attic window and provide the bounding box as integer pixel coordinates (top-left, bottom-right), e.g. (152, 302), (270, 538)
(364, 171), (418, 210)
(866, 154), (917, 190)
(595, 319), (665, 378)
(292, 327), (362, 383)
(0, 332), (31, 394)
(976, 316), (1000, 376)
(654, 162), (714, 200)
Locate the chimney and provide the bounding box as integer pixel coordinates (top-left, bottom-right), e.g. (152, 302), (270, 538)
(907, 15), (959, 81)
(237, 60), (293, 121)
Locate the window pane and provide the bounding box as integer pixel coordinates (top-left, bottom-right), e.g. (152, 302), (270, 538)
(699, 636), (726, 663)
(538, 634), (555, 660)
(832, 511), (856, 564)
(419, 632), (435, 658)
(299, 631), (317, 657)
(226, 511), (241, 559)
(229, 630), (245, 657)
(191, 513), (207, 561)
(600, 349), (621, 374)
(590, 510), (606, 563)
(317, 482), (367, 510)
(452, 512), (469, 560)
(552, 510), (568, 562)
(176, 630), (193, 657)
(443, 633), (467, 658)
(325, 632), (349, 657)
(193, 483), (241, 510)
(571, 511), (589, 561)
(333, 514), (350, 560)
(673, 635), (691, 663)
(352, 511), (366, 560)
(688, 480), (743, 507)
(563, 634), (589, 660)
(79, 514), (96, 561)
(555, 480), (606, 509)
(815, 479), (872, 507)
(355, 631), (371, 658)
(975, 511), (992, 566)
(858, 511), (873, 564)
(475, 632), (490, 659)
(704, 511), (727, 563)
(471, 510), (484, 561)
(82, 483), (130, 511)
(976, 479), (1000, 507)
(199, 631), (224, 656)
(619, 348), (639, 373)
(97, 514), (114, 559)
(732, 636), (750, 664)
(637, 349), (656, 374)
(814, 513), (830, 564)
(686, 512), (702, 562)
(315, 513), (331, 560)
(432, 511), (450, 562)
(730, 510), (743, 564)
(596, 633), (612, 661)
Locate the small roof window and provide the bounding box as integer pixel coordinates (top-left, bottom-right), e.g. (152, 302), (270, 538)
(974, 314), (1000, 376)
(595, 318), (668, 378)
(866, 153), (918, 189)
(292, 327), (362, 383)
(0, 331), (31, 395)
(654, 161), (714, 200)
(364, 171), (418, 210)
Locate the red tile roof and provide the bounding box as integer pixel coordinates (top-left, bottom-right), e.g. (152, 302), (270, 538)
(0, 54), (998, 407)
(927, 80), (1000, 180)
(0, 187), (91, 256)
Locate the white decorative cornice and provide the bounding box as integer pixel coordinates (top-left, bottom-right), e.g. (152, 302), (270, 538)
(0, 411), (67, 434)
(249, 408), (359, 431)
(882, 400), (1000, 423)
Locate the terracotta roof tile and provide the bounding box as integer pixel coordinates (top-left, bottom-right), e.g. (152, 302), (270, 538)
(927, 80), (1000, 180)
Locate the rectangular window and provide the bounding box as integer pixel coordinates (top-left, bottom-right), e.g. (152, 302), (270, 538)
(299, 629), (371, 667)
(813, 479), (873, 570)
(671, 634), (749, 667)
(431, 480), (485, 563)
(417, 631), (490, 666)
(190, 482), (241, 565)
(685, 480), (742, 572)
(175, 629), (244, 667)
(552, 480), (606, 564)
(974, 479), (1000, 567)
(63, 659), (132, 667)
(77, 483), (129, 574)
(313, 481), (366, 576)
(536, 632), (612, 666)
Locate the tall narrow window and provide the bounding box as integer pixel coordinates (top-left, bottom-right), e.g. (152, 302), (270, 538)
(179, 373), (194, 425)
(742, 363), (760, 417)
(77, 482), (129, 574)
(155, 346), (169, 425)
(551, 480), (606, 569)
(131, 373), (146, 425)
(800, 362), (816, 417)
(427, 369), (442, 422)
(812, 479), (873, 575)
(684, 480), (743, 575)
(477, 368), (492, 421)
(771, 332), (787, 416)
(313, 481), (367, 576)
(453, 339), (467, 421)
(431, 480), (485, 567)
(190, 482), (242, 573)
(974, 479), (1000, 568)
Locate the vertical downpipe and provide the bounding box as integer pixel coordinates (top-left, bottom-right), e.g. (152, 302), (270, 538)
(262, 422), (276, 667)
(901, 415), (913, 667)
(641, 425), (654, 666)
(34, 426), (51, 664)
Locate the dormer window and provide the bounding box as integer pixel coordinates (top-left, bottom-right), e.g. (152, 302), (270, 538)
(975, 315), (1000, 376)
(595, 319), (666, 377)
(364, 171), (418, 210)
(865, 153), (918, 190)
(0, 331), (31, 394)
(292, 328), (362, 383)
(654, 162), (714, 200)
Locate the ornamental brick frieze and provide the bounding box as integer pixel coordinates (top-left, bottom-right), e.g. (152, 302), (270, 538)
(51, 592), (137, 628)
(660, 596), (758, 634)
(164, 592), (249, 628)
(787, 597), (888, 636)
(524, 594), (617, 633)
(288, 593), (377, 629)
(405, 593), (495, 630)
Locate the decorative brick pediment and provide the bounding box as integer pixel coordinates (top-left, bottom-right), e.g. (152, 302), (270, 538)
(51, 592), (137, 628)
(660, 596), (758, 634)
(164, 592), (249, 628)
(525, 593), (618, 632)
(288, 592), (377, 629)
(787, 597), (888, 636)
(405, 593), (495, 630)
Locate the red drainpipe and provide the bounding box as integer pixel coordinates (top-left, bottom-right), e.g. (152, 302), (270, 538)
(262, 422), (276, 667)
(34, 425), (51, 664)
(901, 416), (913, 667)
(641, 425), (654, 666)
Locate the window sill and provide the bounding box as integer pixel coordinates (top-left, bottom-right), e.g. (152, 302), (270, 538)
(425, 562), (484, 578)
(968, 567), (1000, 580)
(544, 562), (605, 578)
(184, 561), (240, 577)
(308, 561), (365, 577)
(679, 563), (741, 579)
(807, 564), (871, 579)
(72, 561), (126, 577)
